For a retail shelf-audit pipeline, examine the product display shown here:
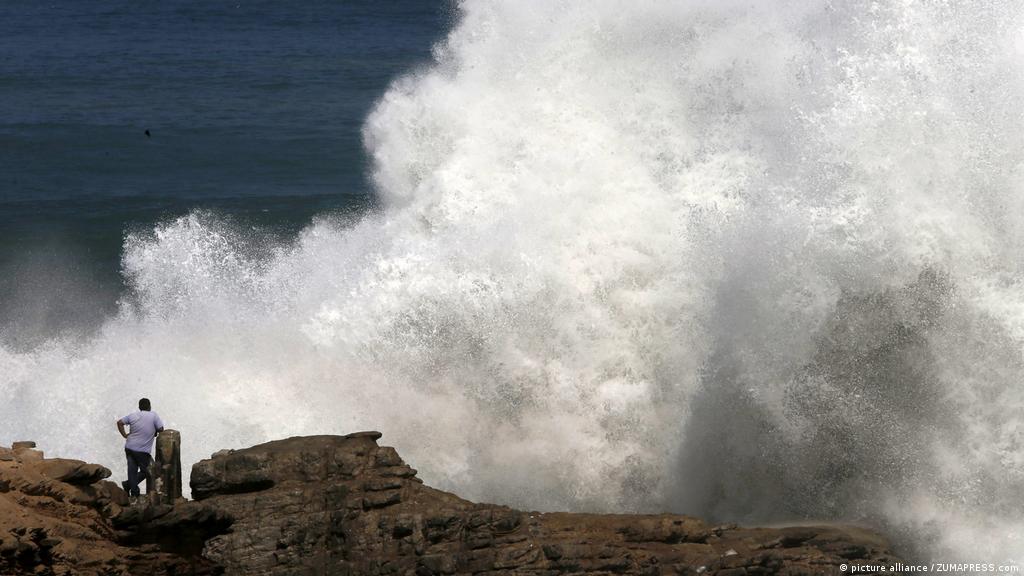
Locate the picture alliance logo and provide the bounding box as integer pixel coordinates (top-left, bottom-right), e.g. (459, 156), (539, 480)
(842, 563), (1020, 573)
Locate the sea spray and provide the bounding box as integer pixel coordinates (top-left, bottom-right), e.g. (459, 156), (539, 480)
(3, 0), (1024, 562)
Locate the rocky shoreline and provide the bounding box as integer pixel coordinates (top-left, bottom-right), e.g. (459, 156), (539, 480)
(0, 433), (900, 575)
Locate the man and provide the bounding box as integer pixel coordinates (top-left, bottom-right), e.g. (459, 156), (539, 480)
(116, 398), (164, 503)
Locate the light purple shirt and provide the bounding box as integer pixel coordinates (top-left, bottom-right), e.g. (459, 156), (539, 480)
(119, 410), (164, 453)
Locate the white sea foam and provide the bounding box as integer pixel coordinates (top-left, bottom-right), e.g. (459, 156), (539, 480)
(4, 0), (1024, 562)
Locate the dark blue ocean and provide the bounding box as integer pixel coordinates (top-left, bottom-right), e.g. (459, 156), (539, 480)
(0, 0), (447, 337)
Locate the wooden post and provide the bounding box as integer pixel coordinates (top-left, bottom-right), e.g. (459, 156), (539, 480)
(149, 429), (182, 504)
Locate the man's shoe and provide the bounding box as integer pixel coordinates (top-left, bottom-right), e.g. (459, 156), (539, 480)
(129, 496), (138, 506)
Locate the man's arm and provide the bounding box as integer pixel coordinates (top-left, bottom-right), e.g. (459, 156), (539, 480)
(154, 426), (163, 437)
(116, 420), (128, 439)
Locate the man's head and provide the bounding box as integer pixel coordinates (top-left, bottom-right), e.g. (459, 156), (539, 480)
(139, 398), (151, 411)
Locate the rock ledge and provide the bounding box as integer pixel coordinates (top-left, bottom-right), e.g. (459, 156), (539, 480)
(1, 435), (900, 575)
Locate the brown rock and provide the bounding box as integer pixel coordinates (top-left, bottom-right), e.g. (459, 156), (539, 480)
(153, 434), (900, 575)
(14, 449), (44, 463)
(0, 432), (904, 575)
(345, 430), (384, 440)
(0, 447), (209, 575)
(35, 459), (111, 486)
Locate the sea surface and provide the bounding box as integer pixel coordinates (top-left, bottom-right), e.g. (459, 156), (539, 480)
(0, 0), (447, 338)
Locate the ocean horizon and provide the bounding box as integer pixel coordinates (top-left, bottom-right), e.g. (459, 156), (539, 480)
(1, 0), (447, 344)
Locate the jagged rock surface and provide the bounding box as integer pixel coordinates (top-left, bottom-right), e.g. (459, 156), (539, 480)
(0, 443), (212, 576)
(1, 435), (902, 575)
(145, 433), (900, 575)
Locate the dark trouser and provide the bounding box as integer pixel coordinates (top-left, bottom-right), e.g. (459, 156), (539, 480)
(125, 448), (152, 497)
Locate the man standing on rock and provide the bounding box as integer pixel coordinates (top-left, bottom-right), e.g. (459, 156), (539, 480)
(116, 397), (164, 503)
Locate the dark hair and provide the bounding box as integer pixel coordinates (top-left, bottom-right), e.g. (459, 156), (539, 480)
(139, 398), (151, 411)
